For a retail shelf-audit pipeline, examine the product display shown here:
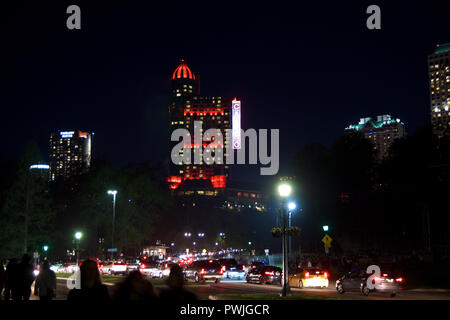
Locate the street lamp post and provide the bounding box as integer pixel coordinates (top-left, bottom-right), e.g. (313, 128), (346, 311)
(278, 183), (292, 297)
(75, 231), (83, 268)
(107, 190), (117, 259)
(288, 202), (296, 259)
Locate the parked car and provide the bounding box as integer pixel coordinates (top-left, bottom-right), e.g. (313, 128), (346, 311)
(289, 268), (329, 289)
(184, 259), (222, 283)
(246, 266), (282, 285)
(222, 264), (246, 280)
(101, 261), (128, 275)
(50, 264), (64, 273)
(243, 261), (265, 273)
(336, 270), (403, 297)
(139, 262), (160, 277)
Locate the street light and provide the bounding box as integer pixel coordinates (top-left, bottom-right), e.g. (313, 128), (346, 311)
(184, 232), (191, 237)
(278, 182), (292, 297)
(198, 233), (205, 237)
(74, 231), (83, 268)
(287, 201), (296, 259)
(107, 190), (117, 259)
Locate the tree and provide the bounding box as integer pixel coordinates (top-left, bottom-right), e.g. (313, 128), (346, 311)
(0, 141), (54, 258)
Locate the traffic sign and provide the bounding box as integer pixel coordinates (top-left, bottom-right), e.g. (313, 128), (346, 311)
(107, 248), (117, 252)
(321, 234), (333, 247)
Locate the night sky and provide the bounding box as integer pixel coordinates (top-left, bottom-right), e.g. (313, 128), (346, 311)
(1, 1), (449, 185)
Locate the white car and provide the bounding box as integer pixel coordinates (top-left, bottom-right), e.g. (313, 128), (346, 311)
(101, 261), (127, 275)
(61, 264), (78, 273)
(139, 262), (160, 277)
(50, 264), (64, 273)
(223, 264), (247, 280)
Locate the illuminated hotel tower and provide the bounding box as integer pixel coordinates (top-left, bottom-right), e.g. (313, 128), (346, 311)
(49, 130), (92, 181)
(428, 43), (450, 138)
(167, 60), (232, 191)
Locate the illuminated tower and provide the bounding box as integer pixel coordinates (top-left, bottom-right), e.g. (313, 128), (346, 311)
(428, 43), (450, 138)
(345, 115), (406, 162)
(49, 130), (92, 181)
(167, 60), (231, 192)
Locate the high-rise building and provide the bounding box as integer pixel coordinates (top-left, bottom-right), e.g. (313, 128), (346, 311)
(428, 43), (450, 138)
(167, 60), (232, 191)
(49, 130), (92, 181)
(345, 115), (406, 162)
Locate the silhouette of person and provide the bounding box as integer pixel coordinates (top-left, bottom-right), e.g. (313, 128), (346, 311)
(3, 258), (18, 300)
(159, 265), (196, 302)
(67, 259), (110, 301)
(34, 260), (56, 301)
(113, 270), (158, 300)
(17, 254), (35, 300)
(0, 258), (4, 300)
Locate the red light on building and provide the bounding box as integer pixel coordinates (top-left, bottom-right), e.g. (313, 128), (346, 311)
(210, 175), (226, 189)
(167, 176), (182, 189)
(172, 59), (195, 80)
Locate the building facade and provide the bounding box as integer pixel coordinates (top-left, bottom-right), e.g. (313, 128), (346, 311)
(49, 130), (92, 180)
(345, 115), (406, 162)
(168, 60), (232, 191)
(428, 43), (450, 138)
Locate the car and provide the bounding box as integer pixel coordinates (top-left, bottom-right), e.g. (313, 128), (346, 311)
(222, 264), (247, 280)
(184, 259), (222, 283)
(139, 262), (160, 277)
(61, 263), (78, 274)
(101, 261), (128, 275)
(161, 262), (179, 278)
(126, 263), (140, 273)
(289, 268), (329, 289)
(50, 264), (64, 273)
(336, 270), (403, 297)
(244, 261), (265, 273)
(246, 266), (282, 285)
(218, 258), (238, 272)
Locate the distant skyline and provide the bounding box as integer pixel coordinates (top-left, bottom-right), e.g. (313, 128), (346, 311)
(1, 1), (449, 184)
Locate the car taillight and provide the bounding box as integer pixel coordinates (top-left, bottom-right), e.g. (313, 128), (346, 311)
(324, 272), (328, 279)
(140, 264), (145, 269)
(374, 277), (383, 282)
(305, 272), (310, 278)
(220, 266), (226, 274)
(395, 277), (403, 283)
(200, 268), (206, 275)
(383, 273), (388, 277)
(164, 263), (168, 269)
(265, 271), (274, 276)
(316, 271), (320, 274)
(242, 265), (246, 271)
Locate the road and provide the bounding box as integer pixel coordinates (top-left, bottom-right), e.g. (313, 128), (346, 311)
(30, 277), (450, 300)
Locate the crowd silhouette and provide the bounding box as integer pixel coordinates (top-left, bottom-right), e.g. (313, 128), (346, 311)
(0, 257), (197, 302)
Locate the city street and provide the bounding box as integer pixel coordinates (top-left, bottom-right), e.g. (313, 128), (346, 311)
(29, 278), (450, 301)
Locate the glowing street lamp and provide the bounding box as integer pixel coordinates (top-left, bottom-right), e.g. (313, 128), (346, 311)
(107, 190), (117, 259)
(74, 231), (83, 267)
(278, 182), (292, 297)
(278, 183), (292, 198)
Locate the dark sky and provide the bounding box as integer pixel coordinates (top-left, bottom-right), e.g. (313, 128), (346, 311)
(1, 0), (449, 185)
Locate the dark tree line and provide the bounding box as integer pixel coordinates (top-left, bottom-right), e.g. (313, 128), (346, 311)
(292, 126), (450, 257)
(0, 142), (173, 260)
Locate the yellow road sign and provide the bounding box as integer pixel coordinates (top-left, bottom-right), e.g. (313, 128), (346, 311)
(322, 234), (333, 246)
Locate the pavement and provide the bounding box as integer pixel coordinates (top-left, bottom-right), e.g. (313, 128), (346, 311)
(28, 277), (450, 300)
